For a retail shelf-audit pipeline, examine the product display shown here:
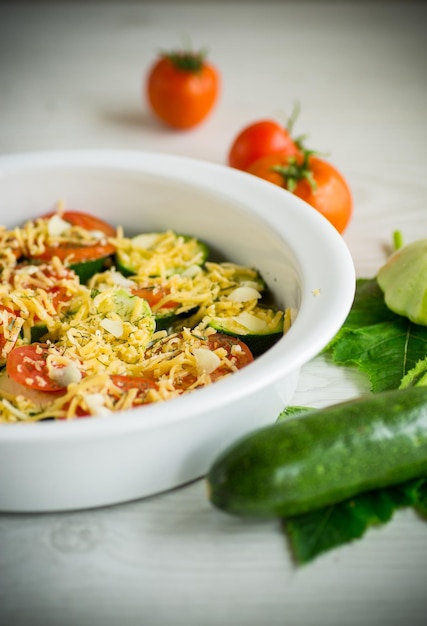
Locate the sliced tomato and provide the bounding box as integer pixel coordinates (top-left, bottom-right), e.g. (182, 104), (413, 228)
(0, 370), (60, 412)
(10, 263), (76, 312)
(35, 245), (115, 265)
(110, 375), (157, 405)
(3, 232), (23, 260)
(6, 344), (66, 392)
(41, 210), (117, 237)
(59, 403), (91, 419)
(0, 305), (21, 357)
(205, 333), (254, 380)
(156, 331), (254, 391)
(33, 210), (116, 264)
(130, 286), (179, 310)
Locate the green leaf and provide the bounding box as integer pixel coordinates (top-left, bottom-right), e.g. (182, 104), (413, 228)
(399, 356), (427, 388)
(277, 405), (314, 422)
(326, 278), (427, 392)
(326, 278), (394, 347)
(284, 477), (427, 564)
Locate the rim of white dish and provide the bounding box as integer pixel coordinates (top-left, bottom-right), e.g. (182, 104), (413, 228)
(0, 149), (356, 441)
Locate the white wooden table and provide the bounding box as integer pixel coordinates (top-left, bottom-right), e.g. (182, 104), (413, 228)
(1, 2), (427, 625)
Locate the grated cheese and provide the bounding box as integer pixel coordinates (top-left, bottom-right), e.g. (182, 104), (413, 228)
(0, 206), (292, 423)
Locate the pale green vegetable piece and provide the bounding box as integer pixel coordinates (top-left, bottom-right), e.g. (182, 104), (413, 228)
(377, 239), (427, 325)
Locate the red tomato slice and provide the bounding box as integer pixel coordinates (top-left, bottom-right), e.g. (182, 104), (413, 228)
(41, 211), (117, 237)
(0, 370), (62, 413)
(3, 233), (23, 260)
(169, 332), (254, 390)
(10, 264), (76, 313)
(131, 286), (179, 310)
(205, 333), (254, 380)
(34, 210), (116, 264)
(110, 375), (157, 405)
(6, 344), (66, 392)
(0, 306), (21, 357)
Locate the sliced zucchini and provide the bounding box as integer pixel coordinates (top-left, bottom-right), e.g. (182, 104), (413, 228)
(154, 305), (200, 332)
(70, 256), (112, 283)
(115, 231), (209, 278)
(204, 262), (267, 296)
(93, 287), (153, 326)
(30, 322), (49, 343)
(208, 306), (285, 356)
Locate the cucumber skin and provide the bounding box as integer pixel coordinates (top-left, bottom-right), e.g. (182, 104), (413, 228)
(70, 256), (110, 283)
(207, 387), (427, 518)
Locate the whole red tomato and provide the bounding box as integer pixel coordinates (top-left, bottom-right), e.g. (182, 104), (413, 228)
(228, 119), (300, 171)
(247, 152), (353, 234)
(146, 49), (220, 129)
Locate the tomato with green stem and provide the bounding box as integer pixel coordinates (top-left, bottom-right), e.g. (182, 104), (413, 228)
(227, 105), (304, 171)
(228, 120), (301, 172)
(146, 48), (220, 129)
(247, 151), (353, 234)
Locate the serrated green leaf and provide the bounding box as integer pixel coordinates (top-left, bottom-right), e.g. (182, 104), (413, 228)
(343, 278), (396, 328)
(284, 477), (427, 564)
(326, 278), (427, 392)
(399, 356), (427, 388)
(331, 319), (427, 392)
(325, 278), (394, 350)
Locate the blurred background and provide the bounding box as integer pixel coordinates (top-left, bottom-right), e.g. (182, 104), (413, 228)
(1, 1), (425, 163)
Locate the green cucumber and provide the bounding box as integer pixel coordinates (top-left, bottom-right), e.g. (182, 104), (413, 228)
(207, 387), (427, 518)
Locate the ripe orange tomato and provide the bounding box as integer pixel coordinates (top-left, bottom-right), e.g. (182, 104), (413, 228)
(248, 153), (353, 234)
(146, 50), (220, 129)
(228, 119), (300, 171)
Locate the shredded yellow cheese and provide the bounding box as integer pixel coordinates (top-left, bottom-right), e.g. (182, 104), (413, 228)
(0, 206), (292, 423)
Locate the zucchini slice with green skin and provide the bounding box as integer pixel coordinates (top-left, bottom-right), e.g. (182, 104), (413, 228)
(207, 387), (427, 519)
(30, 323), (49, 343)
(154, 305), (199, 332)
(205, 263), (267, 294)
(208, 307), (284, 356)
(115, 232), (209, 277)
(70, 256), (112, 283)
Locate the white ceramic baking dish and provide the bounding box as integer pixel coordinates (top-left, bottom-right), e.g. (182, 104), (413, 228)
(0, 150), (355, 512)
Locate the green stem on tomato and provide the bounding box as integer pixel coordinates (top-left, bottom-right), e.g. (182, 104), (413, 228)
(163, 48), (208, 72)
(271, 150), (318, 192)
